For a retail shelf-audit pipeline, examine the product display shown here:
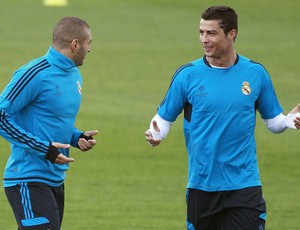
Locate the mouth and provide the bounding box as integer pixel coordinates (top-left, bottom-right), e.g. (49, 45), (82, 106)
(203, 45), (213, 53)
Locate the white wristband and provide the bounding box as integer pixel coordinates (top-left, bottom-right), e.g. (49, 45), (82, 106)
(148, 128), (162, 141)
(284, 112), (300, 129)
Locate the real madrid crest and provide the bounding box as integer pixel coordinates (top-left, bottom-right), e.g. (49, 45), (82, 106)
(241, 81), (251, 95)
(77, 81), (82, 94)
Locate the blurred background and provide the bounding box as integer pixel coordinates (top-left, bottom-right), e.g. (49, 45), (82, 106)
(0, 0), (299, 229)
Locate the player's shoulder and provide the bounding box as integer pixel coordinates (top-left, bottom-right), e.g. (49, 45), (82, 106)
(14, 56), (50, 76)
(173, 57), (205, 77)
(237, 54), (268, 72)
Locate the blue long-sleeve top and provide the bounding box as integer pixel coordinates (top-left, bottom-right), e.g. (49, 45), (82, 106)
(0, 46), (83, 187)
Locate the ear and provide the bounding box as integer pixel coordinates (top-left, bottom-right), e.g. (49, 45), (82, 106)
(70, 39), (79, 52)
(228, 29), (237, 40)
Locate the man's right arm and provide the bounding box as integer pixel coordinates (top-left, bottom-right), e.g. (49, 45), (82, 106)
(145, 114), (172, 147)
(0, 100), (72, 164)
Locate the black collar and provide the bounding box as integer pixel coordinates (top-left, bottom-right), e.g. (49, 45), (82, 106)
(203, 54), (239, 68)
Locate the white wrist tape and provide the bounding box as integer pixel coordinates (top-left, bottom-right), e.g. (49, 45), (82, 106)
(150, 114), (171, 139)
(148, 128), (162, 141)
(284, 112), (300, 129)
(264, 112), (300, 133)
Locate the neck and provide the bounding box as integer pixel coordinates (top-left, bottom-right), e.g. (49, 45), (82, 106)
(206, 50), (237, 68)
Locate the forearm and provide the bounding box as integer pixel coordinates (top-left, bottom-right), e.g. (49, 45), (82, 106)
(149, 114), (172, 139)
(0, 108), (49, 154)
(264, 113), (299, 133)
(71, 127), (84, 147)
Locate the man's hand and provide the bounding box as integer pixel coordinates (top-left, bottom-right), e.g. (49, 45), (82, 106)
(51, 142), (74, 164)
(287, 103), (300, 129)
(78, 130), (98, 151)
(145, 120), (162, 147)
(288, 103), (300, 114)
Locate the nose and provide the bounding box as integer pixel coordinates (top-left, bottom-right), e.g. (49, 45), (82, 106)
(200, 33), (208, 43)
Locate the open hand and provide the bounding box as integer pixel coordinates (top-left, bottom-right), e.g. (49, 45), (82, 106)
(51, 142), (74, 164)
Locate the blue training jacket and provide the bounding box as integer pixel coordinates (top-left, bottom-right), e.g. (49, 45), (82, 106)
(0, 46), (83, 187)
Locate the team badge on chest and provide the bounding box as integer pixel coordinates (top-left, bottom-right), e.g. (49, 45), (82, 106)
(241, 81), (251, 95)
(77, 81), (82, 94)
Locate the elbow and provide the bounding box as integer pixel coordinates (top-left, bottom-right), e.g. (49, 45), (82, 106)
(268, 127), (287, 134)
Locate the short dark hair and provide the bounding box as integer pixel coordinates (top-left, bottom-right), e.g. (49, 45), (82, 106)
(52, 17), (90, 48)
(201, 6), (238, 36)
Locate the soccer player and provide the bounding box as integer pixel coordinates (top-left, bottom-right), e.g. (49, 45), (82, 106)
(0, 17), (98, 229)
(145, 6), (300, 230)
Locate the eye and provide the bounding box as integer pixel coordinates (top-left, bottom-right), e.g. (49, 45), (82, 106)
(208, 31), (216, 36)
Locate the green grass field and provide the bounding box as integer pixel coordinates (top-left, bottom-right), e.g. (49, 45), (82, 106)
(0, 0), (300, 229)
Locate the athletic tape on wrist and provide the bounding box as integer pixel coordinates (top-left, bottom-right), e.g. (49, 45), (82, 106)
(150, 129), (162, 140)
(79, 133), (94, 141)
(44, 144), (60, 164)
(285, 112), (300, 129)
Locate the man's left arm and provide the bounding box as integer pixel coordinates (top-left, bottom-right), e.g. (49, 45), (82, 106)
(264, 104), (300, 133)
(71, 127), (98, 151)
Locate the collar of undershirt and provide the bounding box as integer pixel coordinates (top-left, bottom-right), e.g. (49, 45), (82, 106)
(203, 54), (239, 69)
